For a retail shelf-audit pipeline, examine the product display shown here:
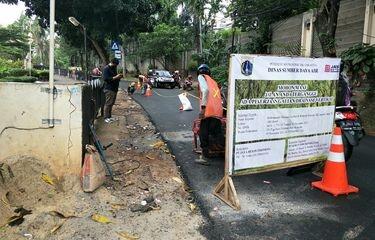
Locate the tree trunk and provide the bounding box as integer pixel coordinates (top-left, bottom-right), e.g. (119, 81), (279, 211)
(315, 0), (341, 57)
(90, 38), (109, 64)
(192, 15), (201, 53)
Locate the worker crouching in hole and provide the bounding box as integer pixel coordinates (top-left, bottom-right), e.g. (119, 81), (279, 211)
(195, 64), (225, 165)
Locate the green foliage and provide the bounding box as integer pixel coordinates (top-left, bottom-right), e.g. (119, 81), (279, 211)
(5, 68), (29, 77)
(22, 0), (163, 62)
(0, 57), (23, 72)
(54, 37), (78, 68)
(187, 59), (198, 72)
(200, 29), (231, 66)
(36, 70), (49, 81)
(191, 29), (232, 72)
(341, 44), (375, 76)
(0, 24), (28, 60)
(138, 23), (193, 68)
(211, 65), (228, 84)
(0, 76), (37, 83)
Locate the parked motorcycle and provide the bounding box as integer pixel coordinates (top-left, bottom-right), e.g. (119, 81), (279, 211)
(335, 105), (365, 161)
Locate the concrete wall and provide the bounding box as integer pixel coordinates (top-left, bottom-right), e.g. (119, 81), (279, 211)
(312, 0), (367, 56)
(270, 14), (303, 55)
(0, 82), (85, 176)
(270, 0), (367, 57)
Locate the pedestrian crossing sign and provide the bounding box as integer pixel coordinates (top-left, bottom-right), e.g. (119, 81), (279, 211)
(111, 41), (120, 51)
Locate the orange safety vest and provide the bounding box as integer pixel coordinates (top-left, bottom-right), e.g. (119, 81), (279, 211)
(199, 74), (223, 118)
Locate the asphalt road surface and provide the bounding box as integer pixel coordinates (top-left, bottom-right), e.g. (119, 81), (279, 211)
(121, 82), (375, 240)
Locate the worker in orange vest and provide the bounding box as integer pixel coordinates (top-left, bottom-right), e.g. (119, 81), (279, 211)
(195, 64), (224, 165)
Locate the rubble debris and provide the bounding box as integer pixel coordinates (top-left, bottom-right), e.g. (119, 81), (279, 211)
(129, 196), (159, 213)
(117, 231), (140, 240)
(137, 180), (149, 191)
(50, 220), (66, 234)
(23, 233), (33, 239)
(111, 203), (126, 211)
(7, 207), (32, 226)
(41, 173), (55, 186)
(172, 177), (184, 184)
(189, 203), (197, 213)
(151, 141), (165, 149)
(91, 214), (112, 224)
(49, 210), (77, 219)
(146, 155), (155, 160)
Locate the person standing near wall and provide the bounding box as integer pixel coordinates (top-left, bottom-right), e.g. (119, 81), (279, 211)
(103, 59), (123, 123)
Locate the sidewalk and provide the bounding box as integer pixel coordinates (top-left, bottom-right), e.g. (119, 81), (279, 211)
(0, 90), (205, 240)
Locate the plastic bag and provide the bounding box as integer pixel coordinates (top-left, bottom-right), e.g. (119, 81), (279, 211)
(81, 145), (106, 192)
(178, 93), (193, 111)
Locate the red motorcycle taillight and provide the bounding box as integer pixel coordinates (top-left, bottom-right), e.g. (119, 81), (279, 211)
(342, 112), (357, 120)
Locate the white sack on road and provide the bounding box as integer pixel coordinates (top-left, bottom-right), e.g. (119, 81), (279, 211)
(178, 93), (193, 111)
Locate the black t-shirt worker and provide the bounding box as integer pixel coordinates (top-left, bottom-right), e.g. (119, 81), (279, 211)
(103, 58), (122, 123)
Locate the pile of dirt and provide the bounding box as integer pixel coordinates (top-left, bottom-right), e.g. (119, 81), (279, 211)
(0, 156), (56, 224)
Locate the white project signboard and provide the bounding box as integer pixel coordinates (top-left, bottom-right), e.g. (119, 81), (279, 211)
(226, 55), (340, 175)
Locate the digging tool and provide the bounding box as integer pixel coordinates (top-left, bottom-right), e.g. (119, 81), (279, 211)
(89, 124), (114, 179)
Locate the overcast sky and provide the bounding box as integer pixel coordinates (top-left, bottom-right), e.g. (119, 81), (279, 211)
(0, 2), (26, 26)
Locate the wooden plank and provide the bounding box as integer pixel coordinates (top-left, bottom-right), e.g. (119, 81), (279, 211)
(233, 158), (325, 177)
(213, 175), (241, 210)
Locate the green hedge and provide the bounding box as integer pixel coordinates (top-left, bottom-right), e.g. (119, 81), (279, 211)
(0, 76), (38, 83)
(0, 68), (48, 81)
(211, 65), (228, 84)
(37, 70), (49, 81)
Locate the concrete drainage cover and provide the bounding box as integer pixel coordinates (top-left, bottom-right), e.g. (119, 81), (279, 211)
(162, 131), (194, 142)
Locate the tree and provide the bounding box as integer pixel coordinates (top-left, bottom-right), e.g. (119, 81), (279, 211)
(19, 0), (162, 63)
(315, 0), (341, 57)
(179, 0), (223, 52)
(231, 0), (341, 57)
(9, 14), (49, 65)
(0, 24), (28, 60)
(0, 0), (17, 3)
(137, 23), (193, 69)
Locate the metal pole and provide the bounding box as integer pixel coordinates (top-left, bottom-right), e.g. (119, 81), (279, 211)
(83, 26), (88, 81)
(120, 45), (126, 77)
(29, 41), (32, 76)
(48, 0), (55, 127)
(198, 16), (203, 54)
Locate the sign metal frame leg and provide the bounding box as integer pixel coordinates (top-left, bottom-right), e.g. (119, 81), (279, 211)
(213, 174), (240, 210)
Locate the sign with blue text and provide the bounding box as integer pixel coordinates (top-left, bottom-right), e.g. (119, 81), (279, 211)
(114, 50), (122, 60)
(226, 55), (341, 175)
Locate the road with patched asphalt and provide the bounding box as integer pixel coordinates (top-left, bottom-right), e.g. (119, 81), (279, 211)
(120, 82), (375, 240)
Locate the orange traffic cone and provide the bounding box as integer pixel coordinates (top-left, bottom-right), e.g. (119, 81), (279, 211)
(145, 85), (152, 97)
(311, 127), (359, 196)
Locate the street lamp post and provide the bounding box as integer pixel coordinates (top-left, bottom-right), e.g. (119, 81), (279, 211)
(68, 17), (88, 81)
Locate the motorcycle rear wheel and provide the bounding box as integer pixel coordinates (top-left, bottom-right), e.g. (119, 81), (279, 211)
(342, 135), (353, 162)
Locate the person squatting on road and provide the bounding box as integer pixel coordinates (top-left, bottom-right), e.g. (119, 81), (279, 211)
(128, 82), (136, 95)
(195, 64), (225, 165)
(103, 58), (123, 123)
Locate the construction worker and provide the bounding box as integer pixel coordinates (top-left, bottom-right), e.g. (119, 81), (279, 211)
(138, 74), (148, 94)
(195, 64), (224, 165)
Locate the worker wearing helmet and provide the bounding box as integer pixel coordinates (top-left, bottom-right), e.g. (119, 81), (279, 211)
(195, 64), (224, 165)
